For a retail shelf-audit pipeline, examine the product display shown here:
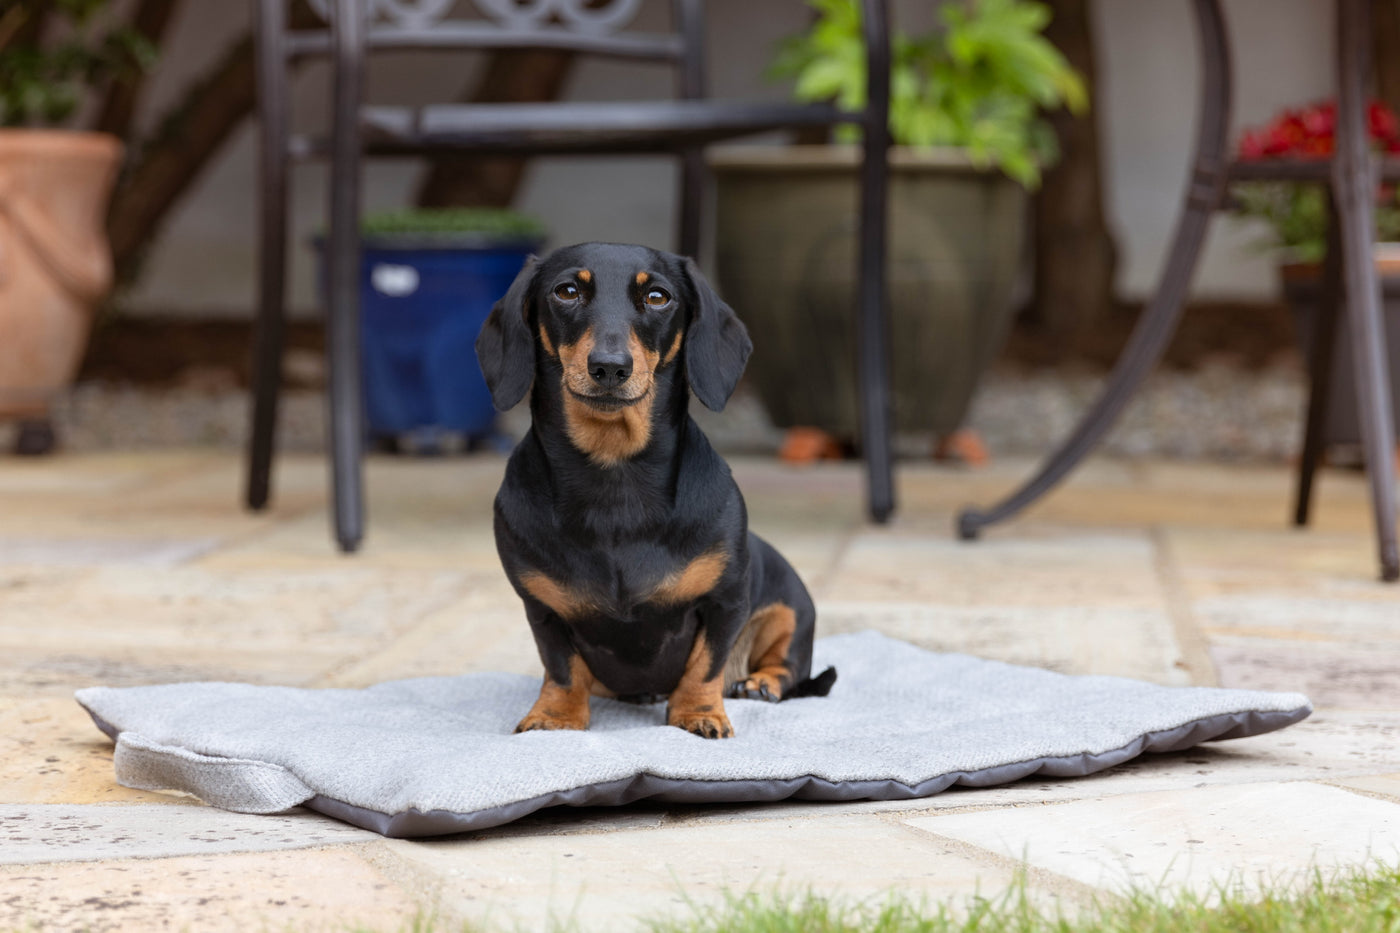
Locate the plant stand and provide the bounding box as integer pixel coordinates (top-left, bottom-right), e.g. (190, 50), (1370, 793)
(1281, 250), (1400, 455)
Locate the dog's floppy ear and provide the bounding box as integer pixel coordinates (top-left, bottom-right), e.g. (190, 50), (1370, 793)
(475, 255), (539, 411)
(682, 258), (752, 412)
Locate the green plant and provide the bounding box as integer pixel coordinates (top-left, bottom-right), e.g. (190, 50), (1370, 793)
(772, 0), (1087, 187)
(0, 0), (155, 127)
(359, 208), (548, 242)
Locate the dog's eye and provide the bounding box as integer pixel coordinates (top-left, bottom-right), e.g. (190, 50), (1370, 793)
(644, 287), (671, 309)
(553, 282), (579, 302)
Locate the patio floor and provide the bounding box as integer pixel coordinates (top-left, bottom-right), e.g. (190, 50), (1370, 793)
(2, 449), (1399, 931)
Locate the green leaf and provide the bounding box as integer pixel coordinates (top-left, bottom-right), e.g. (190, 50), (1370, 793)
(770, 0), (1086, 186)
(0, 0), (156, 127)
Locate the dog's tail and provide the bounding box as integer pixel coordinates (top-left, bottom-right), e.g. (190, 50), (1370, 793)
(785, 666), (837, 699)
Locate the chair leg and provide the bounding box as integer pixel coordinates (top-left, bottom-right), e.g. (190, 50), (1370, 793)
(958, 0), (1233, 540)
(1333, 0), (1399, 581)
(246, 140), (288, 512)
(1293, 191), (1343, 527)
(856, 0), (894, 524)
(247, 0), (290, 513)
(326, 0), (366, 553)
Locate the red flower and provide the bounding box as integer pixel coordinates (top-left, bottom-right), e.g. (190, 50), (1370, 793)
(1370, 100), (1400, 144)
(1236, 99), (1400, 160)
(1238, 130), (1266, 160)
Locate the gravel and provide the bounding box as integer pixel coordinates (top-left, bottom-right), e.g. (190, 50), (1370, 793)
(0, 360), (1313, 465)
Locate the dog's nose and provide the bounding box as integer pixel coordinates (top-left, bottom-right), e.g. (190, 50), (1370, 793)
(588, 350), (632, 388)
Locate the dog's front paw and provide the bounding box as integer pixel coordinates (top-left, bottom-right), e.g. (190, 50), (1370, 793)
(514, 708), (589, 733)
(667, 705), (734, 739)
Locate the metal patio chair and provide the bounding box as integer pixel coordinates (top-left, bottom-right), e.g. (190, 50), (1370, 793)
(247, 0), (895, 552)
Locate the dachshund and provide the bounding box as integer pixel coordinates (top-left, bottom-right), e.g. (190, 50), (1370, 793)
(475, 242), (835, 739)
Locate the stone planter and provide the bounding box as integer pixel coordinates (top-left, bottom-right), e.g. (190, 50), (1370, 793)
(0, 130), (123, 452)
(709, 146), (1026, 439)
(1280, 247), (1400, 446)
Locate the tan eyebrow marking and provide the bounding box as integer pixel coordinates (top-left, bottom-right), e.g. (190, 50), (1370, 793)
(577, 269), (592, 283)
(635, 272), (650, 287)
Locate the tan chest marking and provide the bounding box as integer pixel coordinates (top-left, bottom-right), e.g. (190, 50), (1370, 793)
(519, 570), (596, 620)
(648, 549), (729, 606)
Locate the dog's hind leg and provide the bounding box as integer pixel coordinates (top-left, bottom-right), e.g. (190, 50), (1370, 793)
(727, 597), (836, 701)
(726, 602), (800, 701)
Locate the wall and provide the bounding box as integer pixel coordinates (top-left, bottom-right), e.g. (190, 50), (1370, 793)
(119, 0), (1336, 318)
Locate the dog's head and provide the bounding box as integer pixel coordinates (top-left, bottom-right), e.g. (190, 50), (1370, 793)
(476, 243), (752, 463)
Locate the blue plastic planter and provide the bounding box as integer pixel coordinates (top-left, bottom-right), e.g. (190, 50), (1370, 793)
(353, 237), (540, 450)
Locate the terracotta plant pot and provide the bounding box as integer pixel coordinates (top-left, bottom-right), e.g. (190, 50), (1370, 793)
(0, 130), (123, 445)
(709, 145), (1026, 441)
(1280, 247), (1400, 447)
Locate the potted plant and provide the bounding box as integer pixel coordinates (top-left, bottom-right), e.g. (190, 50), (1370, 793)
(1232, 99), (1400, 451)
(0, 0), (150, 454)
(709, 0), (1084, 463)
(323, 208), (547, 454)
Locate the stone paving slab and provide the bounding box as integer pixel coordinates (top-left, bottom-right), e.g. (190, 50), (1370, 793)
(0, 804), (376, 865)
(1332, 773), (1400, 802)
(820, 531), (1168, 608)
(0, 699), (175, 807)
(907, 781), (1400, 900)
(1, 450), (1397, 933)
(1211, 638), (1400, 709)
(818, 601), (1188, 684)
(0, 564), (477, 695)
(0, 536), (219, 567)
(314, 587), (546, 688)
(372, 813), (1032, 932)
(0, 845), (415, 933)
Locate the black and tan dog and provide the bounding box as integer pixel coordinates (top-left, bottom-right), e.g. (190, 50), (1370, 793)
(475, 242), (835, 739)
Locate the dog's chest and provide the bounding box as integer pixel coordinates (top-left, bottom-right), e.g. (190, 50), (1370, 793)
(519, 536), (727, 623)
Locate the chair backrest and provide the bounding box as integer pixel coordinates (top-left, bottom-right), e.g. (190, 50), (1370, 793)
(255, 0), (707, 110)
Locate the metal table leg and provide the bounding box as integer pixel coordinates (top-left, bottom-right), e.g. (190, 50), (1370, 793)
(958, 0), (1232, 539)
(1293, 191), (1343, 527)
(1332, 0), (1399, 580)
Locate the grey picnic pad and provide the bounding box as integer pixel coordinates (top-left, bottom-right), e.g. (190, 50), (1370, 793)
(75, 631), (1311, 838)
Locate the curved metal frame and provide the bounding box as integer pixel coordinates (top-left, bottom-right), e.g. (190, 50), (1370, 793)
(957, 0), (1397, 582)
(959, 0), (1231, 540)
